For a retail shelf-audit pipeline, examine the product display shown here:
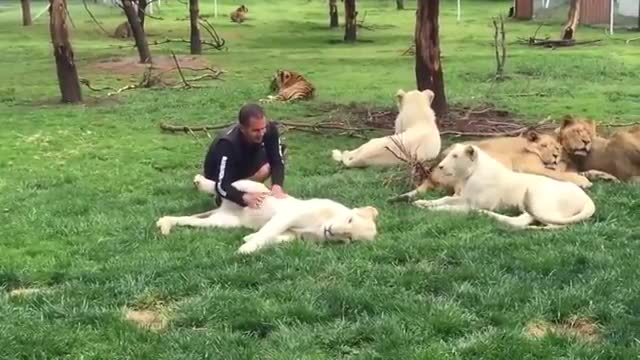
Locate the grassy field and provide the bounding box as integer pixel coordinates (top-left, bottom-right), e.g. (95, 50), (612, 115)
(1, 0), (640, 358)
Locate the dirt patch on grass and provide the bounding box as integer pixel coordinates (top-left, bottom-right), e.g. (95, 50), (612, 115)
(90, 55), (212, 77)
(301, 101), (555, 139)
(125, 308), (168, 331)
(525, 316), (600, 343)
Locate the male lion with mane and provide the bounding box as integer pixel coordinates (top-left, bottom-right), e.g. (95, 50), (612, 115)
(556, 115), (640, 183)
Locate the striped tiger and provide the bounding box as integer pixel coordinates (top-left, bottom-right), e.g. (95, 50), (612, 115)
(260, 69), (316, 103)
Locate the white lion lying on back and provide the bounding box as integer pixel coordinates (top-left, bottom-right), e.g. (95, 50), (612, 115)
(331, 89), (441, 167)
(156, 175), (379, 254)
(414, 144), (596, 228)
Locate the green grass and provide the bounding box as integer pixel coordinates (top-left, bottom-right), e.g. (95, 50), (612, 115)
(1, 0), (640, 358)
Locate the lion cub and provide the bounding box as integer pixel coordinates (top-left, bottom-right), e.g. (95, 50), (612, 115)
(414, 144), (596, 229)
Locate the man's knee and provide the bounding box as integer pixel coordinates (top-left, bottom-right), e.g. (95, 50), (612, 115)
(250, 163), (270, 182)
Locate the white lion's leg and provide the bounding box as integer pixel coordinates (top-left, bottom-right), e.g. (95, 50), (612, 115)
(388, 178), (436, 203)
(413, 196), (467, 209)
(156, 211), (241, 235)
(427, 204), (474, 212)
(332, 136), (403, 168)
(476, 210), (535, 228)
(193, 174), (217, 194)
(237, 213), (302, 254)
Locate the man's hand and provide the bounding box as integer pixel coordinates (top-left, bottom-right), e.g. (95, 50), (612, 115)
(242, 192), (268, 209)
(270, 185), (288, 199)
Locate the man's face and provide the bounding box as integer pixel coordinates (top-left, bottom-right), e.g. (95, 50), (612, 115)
(240, 115), (267, 144)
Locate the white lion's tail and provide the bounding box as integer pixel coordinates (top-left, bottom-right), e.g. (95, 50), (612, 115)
(331, 149), (343, 162)
(523, 188), (595, 225)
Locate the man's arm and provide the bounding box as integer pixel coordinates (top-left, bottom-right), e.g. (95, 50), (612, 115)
(263, 123), (285, 186)
(204, 141), (247, 206)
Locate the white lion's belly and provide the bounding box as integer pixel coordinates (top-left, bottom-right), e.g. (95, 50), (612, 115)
(238, 197), (303, 229)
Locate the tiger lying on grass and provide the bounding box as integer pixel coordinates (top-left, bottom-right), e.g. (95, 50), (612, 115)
(259, 69), (315, 103)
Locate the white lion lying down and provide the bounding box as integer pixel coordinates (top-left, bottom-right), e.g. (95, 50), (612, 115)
(331, 89), (441, 168)
(413, 144), (596, 228)
(156, 176), (379, 254)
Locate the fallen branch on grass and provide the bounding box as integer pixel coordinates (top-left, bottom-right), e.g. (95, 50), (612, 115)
(383, 135), (431, 188)
(160, 120), (378, 139)
(626, 37), (640, 44)
(518, 37), (603, 48)
(79, 61), (224, 96)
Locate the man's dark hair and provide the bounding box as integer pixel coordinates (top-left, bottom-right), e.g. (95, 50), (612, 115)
(238, 103), (265, 126)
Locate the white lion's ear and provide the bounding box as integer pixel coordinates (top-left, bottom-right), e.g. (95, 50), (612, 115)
(395, 89), (406, 103)
(464, 145), (477, 160)
(422, 89), (435, 104)
(357, 206), (379, 220)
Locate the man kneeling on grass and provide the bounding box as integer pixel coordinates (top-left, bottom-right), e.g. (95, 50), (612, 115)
(202, 103), (289, 209)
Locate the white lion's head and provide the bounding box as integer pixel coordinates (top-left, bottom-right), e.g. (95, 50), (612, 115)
(394, 89), (436, 132)
(322, 206), (379, 242)
(435, 143), (479, 180)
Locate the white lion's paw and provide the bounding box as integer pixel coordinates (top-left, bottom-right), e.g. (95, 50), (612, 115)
(237, 241), (260, 254)
(331, 149), (343, 162)
(242, 233), (255, 243)
(583, 170), (620, 183)
(413, 200), (435, 208)
(258, 95), (276, 104)
(193, 174), (205, 189)
(156, 216), (174, 235)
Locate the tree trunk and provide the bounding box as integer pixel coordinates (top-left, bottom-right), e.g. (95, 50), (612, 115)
(344, 0), (356, 42)
(415, 0), (447, 117)
(138, 0), (147, 30)
(49, 0), (82, 103)
(121, 0), (152, 63)
(396, 0), (404, 10)
(21, 0), (32, 26)
(561, 0), (580, 40)
(329, 0), (339, 28)
(189, 0), (202, 54)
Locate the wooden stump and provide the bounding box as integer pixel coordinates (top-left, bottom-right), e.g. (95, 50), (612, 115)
(189, 0), (202, 54)
(21, 0), (32, 26)
(344, 0), (357, 42)
(562, 0), (581, 40)
(415, 0), (447, 117)
(49, 0), (82, 103)
(329, 0), (339, 28)
(122, 0), (152, 63)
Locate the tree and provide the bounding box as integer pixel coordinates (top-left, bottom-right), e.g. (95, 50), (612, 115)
(396, 0), (404, 10)
(189, 0), (202, 54)
(344, 0), (357, 42)
(121, 0), (152, 63)
(329, 0), (339, 28)
(21, 0), (32, 26)
(561, 0), (580, 40)
(49, 0), (82, 103)
(415, 0), (447, 116)
(137, 0), (148, 30)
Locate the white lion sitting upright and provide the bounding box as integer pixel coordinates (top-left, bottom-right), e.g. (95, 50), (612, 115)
(413, 144), (596, 228)
(156, 176), (380, 254)
(331, 89), (441, 167)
